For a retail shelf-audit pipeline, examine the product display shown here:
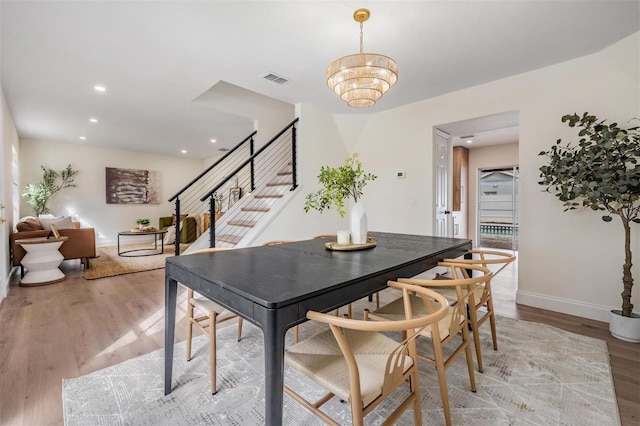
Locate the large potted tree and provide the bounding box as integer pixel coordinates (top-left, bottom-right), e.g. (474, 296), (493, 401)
(22, 164), (78, 216)
(538, 112), (640, 342)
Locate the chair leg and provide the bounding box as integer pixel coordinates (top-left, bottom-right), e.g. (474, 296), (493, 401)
(486, 290), (498, 350)
(186, 306), (194, 361)
(468, 304), (483, 373)
(410, 370), (423, 425)
(375, 292), (380, 309)
(461, 323), (477, 392)
(293, 325), (299, 344)
(237, 317), (244, 342)
(432, 338), (452, 426)
(210, 312), (217, 394)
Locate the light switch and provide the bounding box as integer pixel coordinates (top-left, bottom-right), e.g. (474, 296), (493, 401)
(396, 171), (406, 179)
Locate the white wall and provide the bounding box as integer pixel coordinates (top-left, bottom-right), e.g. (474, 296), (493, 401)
(1, 87), (20, 303)
(254, 103), (350, 243)
(268, 32), (639, 322)
(468, 143), (519, 241)
(19, 139), (203, 246)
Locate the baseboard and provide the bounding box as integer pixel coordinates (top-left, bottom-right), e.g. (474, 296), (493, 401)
(516, 290), (613, 323)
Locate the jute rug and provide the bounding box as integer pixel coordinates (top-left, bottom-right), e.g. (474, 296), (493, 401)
(83, 243), (190, 280)
(62, 314), (620, 425)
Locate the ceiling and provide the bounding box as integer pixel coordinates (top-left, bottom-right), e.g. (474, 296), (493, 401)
(1, 1), (638, 158)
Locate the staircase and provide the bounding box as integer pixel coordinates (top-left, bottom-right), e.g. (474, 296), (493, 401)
(169, 118), (299, 254)
(203, 163), (296, 249)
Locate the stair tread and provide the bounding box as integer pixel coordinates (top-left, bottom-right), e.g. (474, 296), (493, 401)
(242, 207), (270, 212)
(277, 171), (292, 176)
(227, 220), (256, 228)
(266, 182), (293, 187)
(254, 194), (283, 199)
(217, 234), (242, 245)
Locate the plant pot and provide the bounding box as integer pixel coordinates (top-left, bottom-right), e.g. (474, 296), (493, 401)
(350, 202), (368, 244)
(609, 310), (640, 343)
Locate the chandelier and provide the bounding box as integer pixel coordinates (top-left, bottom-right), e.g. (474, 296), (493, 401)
(326, 8), (398, 108)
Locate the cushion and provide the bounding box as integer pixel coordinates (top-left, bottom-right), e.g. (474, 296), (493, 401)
(16, 218), (43, 232)
(171, 213), (188, 226)
(164, 225), (176, 245)
(39, 216), (75, 230)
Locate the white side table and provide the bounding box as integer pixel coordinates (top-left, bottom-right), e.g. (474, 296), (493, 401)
(15, 236), (69, 286)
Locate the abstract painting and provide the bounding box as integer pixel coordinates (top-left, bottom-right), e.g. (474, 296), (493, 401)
(105, 167), (160, 204)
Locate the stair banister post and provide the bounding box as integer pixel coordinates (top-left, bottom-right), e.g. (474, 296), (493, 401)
(209, 194), (216, 248)
(250, 135), (256, 192)
(291, 123), (298, 191)
(175, 197), (181, 255)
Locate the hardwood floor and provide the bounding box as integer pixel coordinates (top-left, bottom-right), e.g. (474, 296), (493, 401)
(0, 258), (638, 425)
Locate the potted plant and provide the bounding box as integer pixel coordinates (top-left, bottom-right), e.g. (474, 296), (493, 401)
(538, 112), (640, 342)
(304, 153), (377, 244)
(136, 218), (150, 229)
(22, 164), (78, 216)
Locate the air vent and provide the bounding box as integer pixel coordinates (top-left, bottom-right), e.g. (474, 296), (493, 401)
(263, 73), (289, 85)
(218, 148), (230, 152)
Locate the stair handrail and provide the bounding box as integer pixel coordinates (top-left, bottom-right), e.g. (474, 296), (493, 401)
(200, 118), (299, 202)
(202, 117), (299, 248)
(168, 130), (257, 202)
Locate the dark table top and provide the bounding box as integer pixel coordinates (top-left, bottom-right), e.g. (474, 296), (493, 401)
(165, 231), (471, 310)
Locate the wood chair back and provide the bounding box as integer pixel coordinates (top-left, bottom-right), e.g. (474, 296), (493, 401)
(285, 281), (449, 426)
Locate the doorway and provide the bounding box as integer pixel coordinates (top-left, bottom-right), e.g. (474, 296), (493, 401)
(477, 166), (519, 250)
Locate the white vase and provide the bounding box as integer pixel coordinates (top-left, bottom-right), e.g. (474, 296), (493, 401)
(609, 310), (640, 343)
(350, 201), (368, 244)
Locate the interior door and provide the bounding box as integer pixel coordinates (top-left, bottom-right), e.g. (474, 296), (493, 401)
(434, 129), (452, 236)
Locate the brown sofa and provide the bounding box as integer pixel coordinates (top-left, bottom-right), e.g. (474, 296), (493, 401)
(10, 228), (97, 275)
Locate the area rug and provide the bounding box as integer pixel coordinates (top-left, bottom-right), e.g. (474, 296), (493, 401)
(62, 315), (620, 425)
(83, 243), (190, 280)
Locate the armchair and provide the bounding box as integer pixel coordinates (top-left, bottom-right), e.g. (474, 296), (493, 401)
(159, 216), (197, 243)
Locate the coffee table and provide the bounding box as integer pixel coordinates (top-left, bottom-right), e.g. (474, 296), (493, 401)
(15, 236), (69, 286)
(117, 230), (167, 257)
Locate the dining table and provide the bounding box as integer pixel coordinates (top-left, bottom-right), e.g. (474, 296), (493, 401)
(164, 231), (472, 425)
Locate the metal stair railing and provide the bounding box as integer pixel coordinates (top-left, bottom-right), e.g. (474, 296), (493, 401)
(168, 131), (256, 255)
(200, 118), (299, 249)
(168, 118), (299, 255)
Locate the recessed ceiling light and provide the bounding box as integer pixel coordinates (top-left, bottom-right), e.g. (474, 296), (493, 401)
(210, 139), (216, 143)
(89, 118), (98, 123)
(466, 139), (473, 144)
(181, 149), (187, 154)
(94, 85), (106, 92)
(461, 134), (474, 144)
(79, 136), (87, 140)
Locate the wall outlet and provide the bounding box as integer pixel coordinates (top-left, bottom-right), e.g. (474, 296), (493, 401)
(396, 171), (406, 179)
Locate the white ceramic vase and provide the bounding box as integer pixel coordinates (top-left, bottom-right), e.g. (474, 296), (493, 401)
(609, 310), (640, 343)
(350, 201), (368, 244)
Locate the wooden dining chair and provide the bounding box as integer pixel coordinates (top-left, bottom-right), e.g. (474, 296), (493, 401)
(437, 249), (516, 372)
(365, 262), (492, 426)
(185, 247), (244, 394)
(284, 280), (449, 426)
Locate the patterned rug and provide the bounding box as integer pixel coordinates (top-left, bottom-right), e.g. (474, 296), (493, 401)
(83, 243), (190, 280)
(62, 313), (619, 425)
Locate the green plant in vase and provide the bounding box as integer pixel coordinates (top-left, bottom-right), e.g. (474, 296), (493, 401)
(304, 153), (377, 244)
